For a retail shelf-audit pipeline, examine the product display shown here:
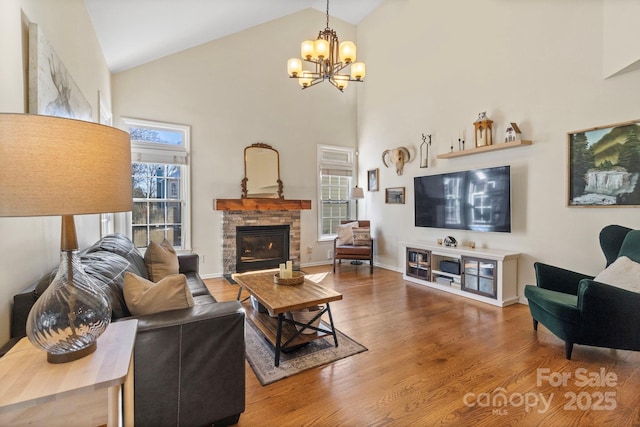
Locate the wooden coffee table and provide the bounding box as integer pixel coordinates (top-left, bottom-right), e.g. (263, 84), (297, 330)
(232, 270), (343, 366)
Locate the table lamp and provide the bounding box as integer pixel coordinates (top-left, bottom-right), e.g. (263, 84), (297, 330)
(0, 114), (132, 363)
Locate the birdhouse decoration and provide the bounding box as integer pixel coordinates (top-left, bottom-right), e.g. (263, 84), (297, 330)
(474, 112), (493, 147)
(504, 122), (522, 142)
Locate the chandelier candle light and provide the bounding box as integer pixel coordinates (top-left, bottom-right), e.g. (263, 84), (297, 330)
(287, 0), (366, 91)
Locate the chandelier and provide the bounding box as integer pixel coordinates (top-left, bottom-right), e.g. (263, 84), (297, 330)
(286, 0), (366, 92)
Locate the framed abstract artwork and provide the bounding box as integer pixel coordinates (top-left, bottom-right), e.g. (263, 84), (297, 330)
(568, 119), (640, 207)
(28, 23), (92, 121)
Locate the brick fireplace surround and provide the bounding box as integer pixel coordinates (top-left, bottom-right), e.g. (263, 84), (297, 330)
(214, 199), (311, 275)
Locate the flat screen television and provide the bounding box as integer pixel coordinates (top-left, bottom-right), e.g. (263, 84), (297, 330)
(414, 165), (511, 233)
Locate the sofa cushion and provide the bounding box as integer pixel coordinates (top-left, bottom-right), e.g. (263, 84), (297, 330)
(193, 294), (217, 305)
(352, 227), (371, 246)
(84, 233), (148, 279)
(124, 272), (194, 316)
(145, 239), (179, 282)
(524, 285), (580, 323)
(335, 245), (372, 256)
(81, 251), (136, 318)
(593, 256), (640, 293)
(336, 221), (359, 245)
(185, 273), (210, 297)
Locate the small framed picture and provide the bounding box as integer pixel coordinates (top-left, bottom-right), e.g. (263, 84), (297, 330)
(385, 187), (405, 204)
(367, 168), (379, 192)
(568, 118), (640, 207)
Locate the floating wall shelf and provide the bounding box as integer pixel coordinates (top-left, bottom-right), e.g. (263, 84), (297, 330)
(437, 140), (532, 159)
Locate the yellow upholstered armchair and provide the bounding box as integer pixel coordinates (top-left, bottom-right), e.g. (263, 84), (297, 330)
(333, 220), (373, 273)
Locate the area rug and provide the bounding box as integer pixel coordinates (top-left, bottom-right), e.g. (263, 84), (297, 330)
(245, 318), (367, 386)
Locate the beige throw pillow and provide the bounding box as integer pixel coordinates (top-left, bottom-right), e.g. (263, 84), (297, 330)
(352, 227), (371, 246)
(336, 221), (359, 246)
(124, 272), (194, 316)
(593, 256), (640, 293)
(144, 238), (179, 282)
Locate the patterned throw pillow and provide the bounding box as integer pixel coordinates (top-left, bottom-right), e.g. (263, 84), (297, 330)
(352, 227), (371, 246)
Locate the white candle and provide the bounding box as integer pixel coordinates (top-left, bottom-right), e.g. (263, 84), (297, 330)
(279, 263), (285, 278)
(286, 260), (293, 278)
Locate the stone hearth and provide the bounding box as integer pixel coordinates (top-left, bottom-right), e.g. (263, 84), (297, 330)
(220, 210), (301, 275)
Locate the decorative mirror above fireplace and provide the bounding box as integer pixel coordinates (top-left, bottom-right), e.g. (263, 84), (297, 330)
(242, 143), (283, 199)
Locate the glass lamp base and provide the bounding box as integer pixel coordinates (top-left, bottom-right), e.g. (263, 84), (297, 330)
(26, 249), (111, 364)
(48, 341), (97, 364)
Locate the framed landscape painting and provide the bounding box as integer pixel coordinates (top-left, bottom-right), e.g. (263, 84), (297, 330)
(568, 119), (640, 207)
(385, 187), (405, 204)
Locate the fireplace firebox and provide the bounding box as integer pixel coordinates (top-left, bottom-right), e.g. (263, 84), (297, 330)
(236, 225), (290, 273)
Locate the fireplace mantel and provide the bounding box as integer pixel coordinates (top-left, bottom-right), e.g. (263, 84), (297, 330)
(214, 198), (311, 211)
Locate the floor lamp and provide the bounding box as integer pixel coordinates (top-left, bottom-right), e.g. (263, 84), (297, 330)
(0, 114), (132, 363)
(349, 186), (365, 264)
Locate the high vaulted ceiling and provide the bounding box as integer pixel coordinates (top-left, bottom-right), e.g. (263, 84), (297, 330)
(84, 0), (382, 73)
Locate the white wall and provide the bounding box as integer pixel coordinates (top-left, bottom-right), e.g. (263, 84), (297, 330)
(356, 0), (640, 299)
(603, 0), (640, 78)
(112, 9), (359, 277)
(0, 0), (112, 344)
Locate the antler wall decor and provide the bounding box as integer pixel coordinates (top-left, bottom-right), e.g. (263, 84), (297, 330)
(382, 147), (411, 175)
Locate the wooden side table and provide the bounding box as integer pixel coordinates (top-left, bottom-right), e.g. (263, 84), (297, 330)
(0, 319), (137, 427)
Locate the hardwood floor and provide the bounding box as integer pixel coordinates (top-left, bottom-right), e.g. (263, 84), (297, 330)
(205, 265), (640, 426)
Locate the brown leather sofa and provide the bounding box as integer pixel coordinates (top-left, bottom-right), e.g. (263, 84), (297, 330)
(3, 234), (245, 427)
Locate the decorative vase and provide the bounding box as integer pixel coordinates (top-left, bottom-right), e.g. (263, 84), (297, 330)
(26, 250), (112, 363)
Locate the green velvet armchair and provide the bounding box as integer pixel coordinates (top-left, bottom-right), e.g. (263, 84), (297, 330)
(524, 225), (640, 359)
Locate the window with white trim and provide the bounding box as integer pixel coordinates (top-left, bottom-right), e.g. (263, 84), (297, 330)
(121, 118), (191, 250)
(318, 145), (355, 240)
